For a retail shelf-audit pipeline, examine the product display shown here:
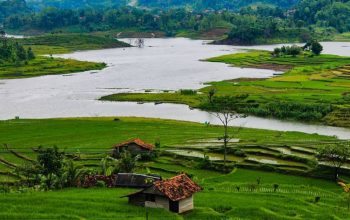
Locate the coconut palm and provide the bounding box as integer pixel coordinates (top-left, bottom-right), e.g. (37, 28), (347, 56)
(63, 159), (88, 187)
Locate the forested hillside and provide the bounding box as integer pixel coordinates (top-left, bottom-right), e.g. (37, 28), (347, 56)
(1, 0), (350, 45)
(26, 0), (127, 10)
(0, 0), (30, 21)
(293, 0), (350, 32)
(138, 0), (299, 10)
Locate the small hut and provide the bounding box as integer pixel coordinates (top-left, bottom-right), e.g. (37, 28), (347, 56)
(112, 138), (154, 157)
(122, 174), (202, 213)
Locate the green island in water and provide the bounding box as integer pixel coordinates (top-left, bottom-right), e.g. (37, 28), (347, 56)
(0, 34), (130, 79)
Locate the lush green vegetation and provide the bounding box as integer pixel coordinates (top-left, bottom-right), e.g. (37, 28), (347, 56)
(1, 1), (346, 44)
(0, 117), (349, 219)
(294, 0), (350, 33)
(0, 37), (35, 64)
(101, 50), (350, 127)
(2, 0), (350, 44)
(26, 0), (127, 10)
(0, 0), (29, 21)
(138, 0), (299, 10)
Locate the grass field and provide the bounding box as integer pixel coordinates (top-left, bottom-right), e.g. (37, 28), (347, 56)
(101, 51), (350, 128)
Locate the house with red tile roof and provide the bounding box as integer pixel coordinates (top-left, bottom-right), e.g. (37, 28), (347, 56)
(112, 138), (154, 157)
(122, 174), (202, 213)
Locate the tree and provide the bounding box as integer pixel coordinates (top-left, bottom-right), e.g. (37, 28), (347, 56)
(63, 159), (88, 187)
(100, 156), (119, 176)
(15, 161), (41, 186)
(273, 47), (281, 57)
(311, 41), (323, 55)
(317, 143), (350, 180)
(0, 27), (5, 39)
(37, 146), (65, 187)
(118, 150), (140, 173)
(289, 45), (302, 57)
(27, 47), (35, 60)
(208, 88), (216, 103)
(210, 95), (247, 166)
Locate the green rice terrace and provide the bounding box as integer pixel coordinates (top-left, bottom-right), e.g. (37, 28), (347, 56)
(101, 50), (350, 128)
(0, 117), (350, 219)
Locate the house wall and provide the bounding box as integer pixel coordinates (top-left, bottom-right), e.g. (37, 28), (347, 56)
(113, 143), (150, 158)
(145, 196), (169, 210)
(178, 196), (194, 213)
(127, 143), (150, 154)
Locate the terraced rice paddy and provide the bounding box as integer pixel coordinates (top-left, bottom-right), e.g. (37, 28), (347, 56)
(0, 118), (349, 219)
(0, 117), (345, 185)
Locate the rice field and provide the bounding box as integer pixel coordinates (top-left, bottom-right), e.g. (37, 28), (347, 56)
(0, 117), (349, 219)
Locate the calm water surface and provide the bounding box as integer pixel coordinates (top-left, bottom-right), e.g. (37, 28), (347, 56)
(0, 38), (349, 139)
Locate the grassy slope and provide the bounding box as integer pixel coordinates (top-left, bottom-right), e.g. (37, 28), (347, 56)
(101, 51), (350, 128)
(0, 34), (129, 79)
(0, 117), (337, 152)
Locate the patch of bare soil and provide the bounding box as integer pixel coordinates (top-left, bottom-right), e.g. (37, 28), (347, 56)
(199, 28), (230, 40)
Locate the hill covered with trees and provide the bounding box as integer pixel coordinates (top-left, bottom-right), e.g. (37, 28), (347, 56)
(26, 0), (127, 10)
(1, 0), (350, 45)
(138, 0), (299, 10)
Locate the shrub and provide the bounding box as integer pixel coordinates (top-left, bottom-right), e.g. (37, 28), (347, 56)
(180, 89), (197, 95)
(315, 196), (321, 203)
(197, 154), (211, 169)
(247, 183), (258, 192)
(244, 101), (332, 121)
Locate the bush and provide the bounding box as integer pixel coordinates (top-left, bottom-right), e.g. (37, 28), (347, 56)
(244, 101), (332, 121)
(197, 155), (211, 169)
(179, 89), (197, 95)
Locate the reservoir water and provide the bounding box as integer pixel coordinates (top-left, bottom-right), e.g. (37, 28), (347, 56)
(0, 38), (349, 139)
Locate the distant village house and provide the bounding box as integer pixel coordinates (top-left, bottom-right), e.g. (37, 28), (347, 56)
(112, 138), (154, 157)
(123, 174), (202, 213)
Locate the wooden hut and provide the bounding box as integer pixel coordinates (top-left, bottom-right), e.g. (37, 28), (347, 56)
(122, 174), (202, 213)
(112, 138), (154, 157)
